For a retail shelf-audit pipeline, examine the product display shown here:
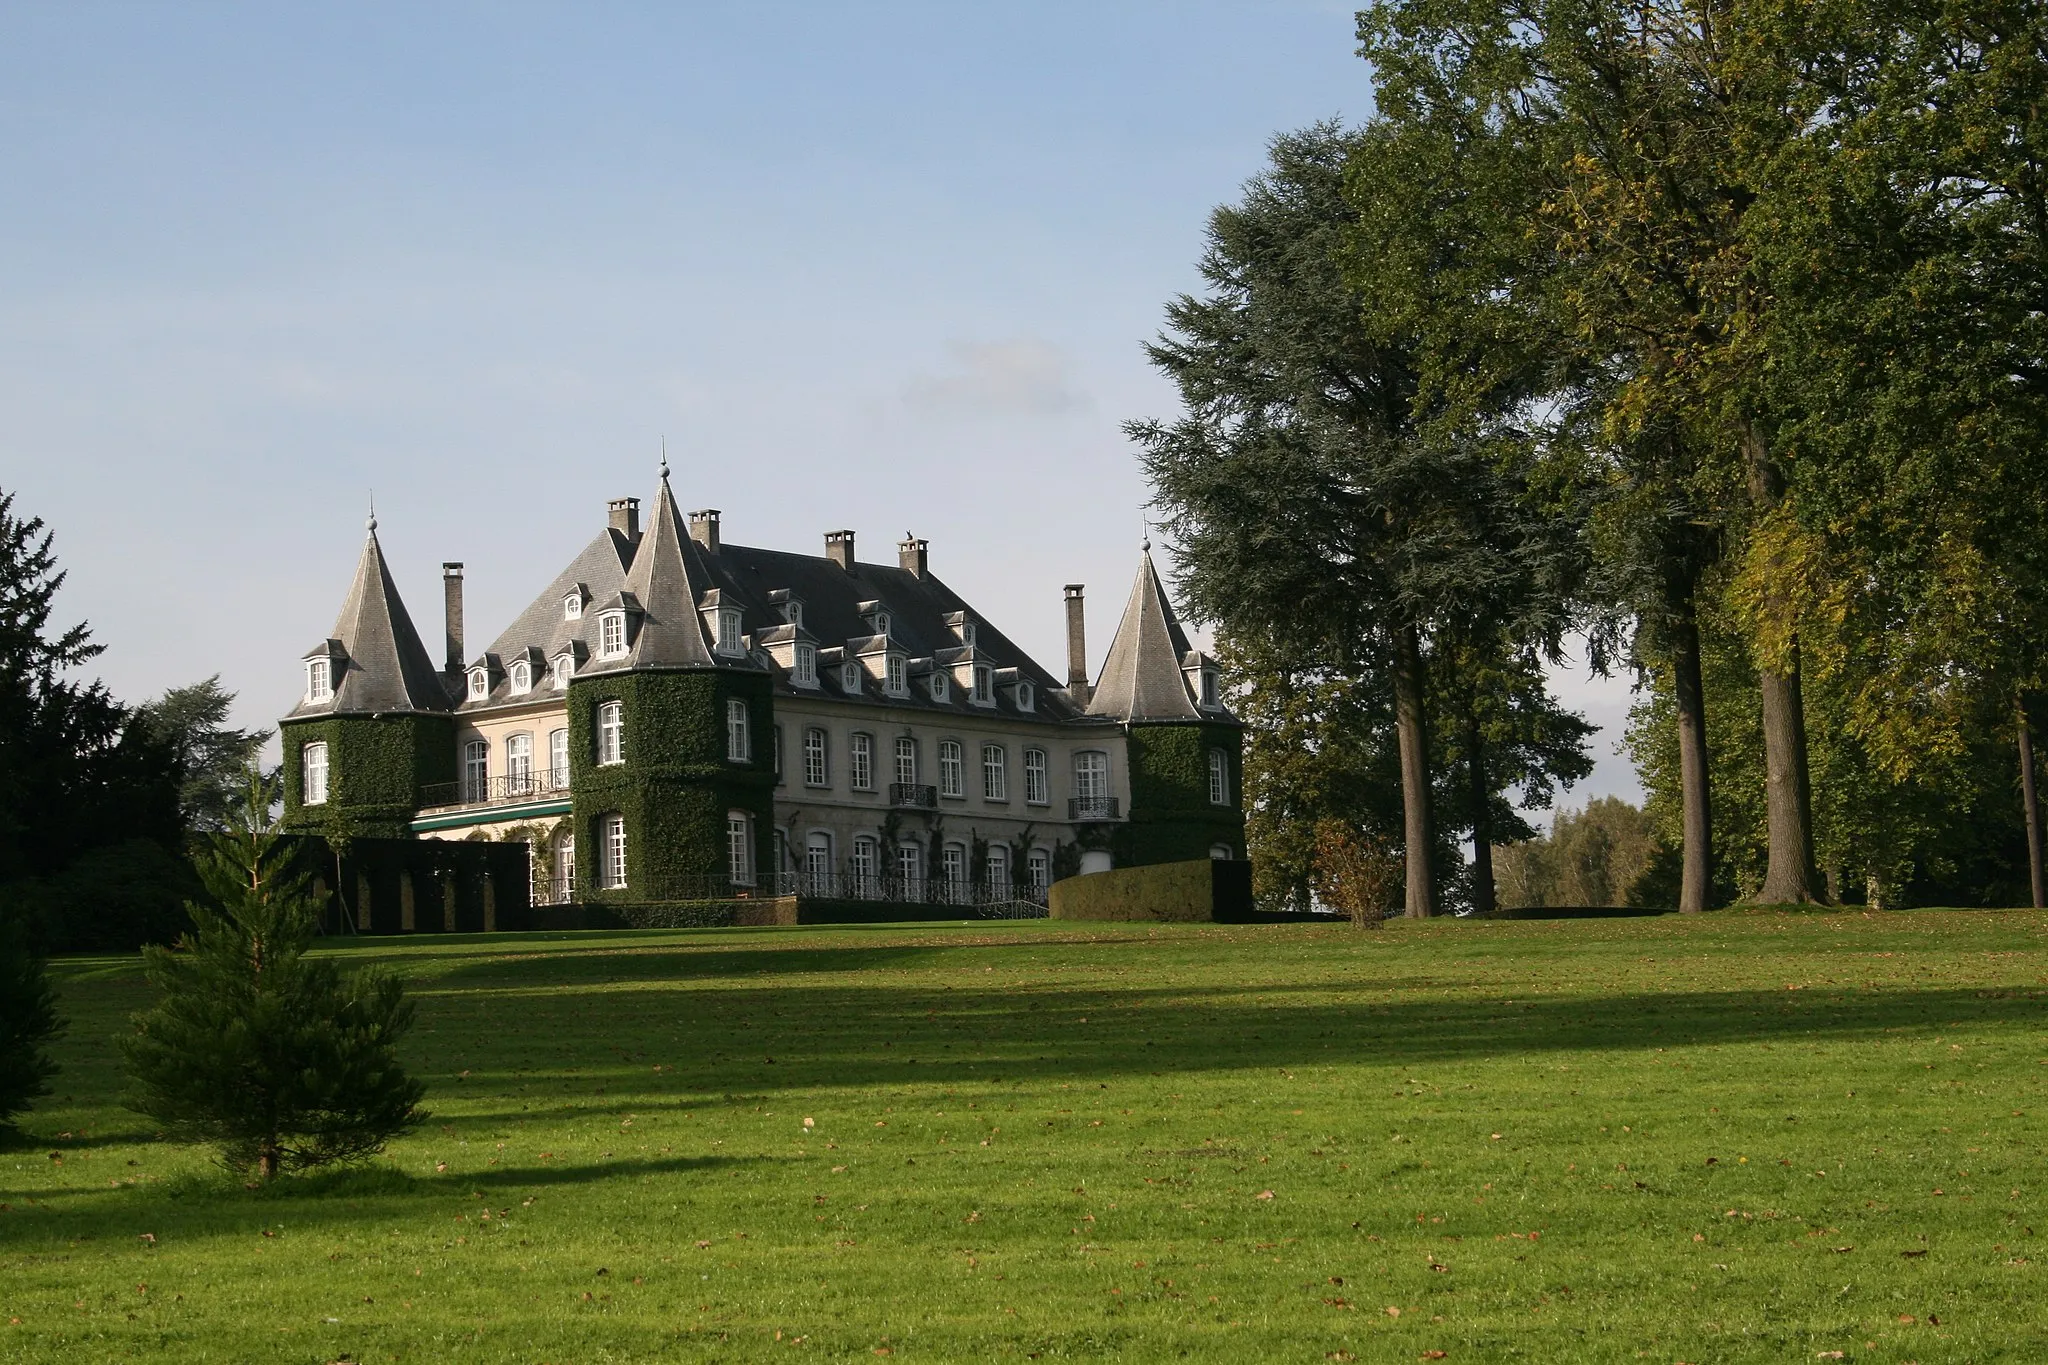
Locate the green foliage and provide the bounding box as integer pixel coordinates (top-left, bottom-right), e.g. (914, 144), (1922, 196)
(0, 906), (61, 1136)
(123, 777), (425, 1180)
(137, 675), (273, 833)
(4, 837), (198, 954)
(1115, 722), (1245, 868)
(280, 714), (455, 840)
(1493, 797), (1663, 909)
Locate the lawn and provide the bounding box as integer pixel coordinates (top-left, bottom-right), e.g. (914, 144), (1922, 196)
(2, 910), (2044, 1363)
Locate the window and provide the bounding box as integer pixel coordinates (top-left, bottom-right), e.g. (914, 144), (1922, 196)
(772, 724), (783, 783)
(942, 842), (967, 900)
(938, 739), (963, 798)
(886, 654), (907, 696)
(563, 591), (582, 620)
(467, 668), (489, 701)
(1201, 668), (1220, 708)
(960, 622), (976, 647)
(509, 661), (531, 695)
(552, 653), (574, 688)
(786, 600), (804, 629)
(716, 607), (744, 656)
(1209, 843), (1234, 860)
(599, 611), (626, 657)
(553, 830), (575, 902)
(726, 698), (751, 762)
(803, 727), (829, 787)
(773, 827), (787, 879)
(1016, 681), (1033, 712)
(930, 671), (949, 702)
(1027, 848), (1051, 896)
(462, 739), (489, 801)
(872, 611), (891, 637)
(982, 744), (1007, 801)
(596, 701), (624, 766)
(804, 831), (832, 890)
(1023, 747), (1048, 805)
(894, 735), (918, 787)
(602, 813), (627, 889)
(794, 643), (817, 687)
(301, 741), (329, 805)
(306, 658), (332, 702)
(986, 843), (1010, 893)
(841, 662), (861, 694)
(896, 841), (922, 891)
(850, 732), (874, 790)
(548, 728), (569, 789)
(1208, 749), (1229, 805)
(851, 835), (880, 895)
(727, 810), (754, 887)
(972, 665), (993, 705)
(506, 733), (533, 795)
(1074, 751), (1109, 800)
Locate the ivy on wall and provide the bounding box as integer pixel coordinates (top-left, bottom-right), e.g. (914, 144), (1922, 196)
(1116, 720), (1247, 868)
(565, 668), (776, 900)
(279, 715), (456, 841)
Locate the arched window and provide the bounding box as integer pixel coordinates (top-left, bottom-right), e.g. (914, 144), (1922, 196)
(842, 661), (861, 694)
(563, 590), (583, 621)
(982, 744), (1007, 801)
(601, 813), (627, 889)
(1023, 747), (1048, 805)
(850, 732), (874, 790)
(598, 611), (627, 658)
(552, 828), (575, 903)
(894, 735), (918, 787)
(548, 728), (569, 789)
(930, 671), (949, 703)
(551, 653), (574, 688)
(1074, 751), (1109, 800)
(467, 668), (489, 701)
(1208, 749), (1229, 805)
(596, 701), (624, 766)
(794, 643), (817, 687)
(1209, 843), (1234, 860)
(1026, 848), (1051, 897)
(804, 831), (833, 892)
(895, 841), (923, 895)
(509, 661), (531, 695)
(985, 843), (1011, 895)
(1015, 681), (1034, 713)
(727, 810), (755, 887)
(972, 665), (993, 705)
(803, 727), (829, 787)
(462, 738), (489, 801)
(726, 698), (751, 762)
(301, 741), (329, 805)
(305, 658), (332, 702)
(716, 607), (744, 656)
(506, 733), (533, 795)
(942, 842), (967, 902)
(851, 835), (880, 896)
(886, 654), (907, 696)
(938, 739), (963, 797)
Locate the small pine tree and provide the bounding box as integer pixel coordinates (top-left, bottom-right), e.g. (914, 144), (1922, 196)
(0, 909), (63, 1137)
(123, 774), (424, 1180)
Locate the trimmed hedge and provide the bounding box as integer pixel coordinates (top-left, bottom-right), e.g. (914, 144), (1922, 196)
(1048, 857), (1253, 923)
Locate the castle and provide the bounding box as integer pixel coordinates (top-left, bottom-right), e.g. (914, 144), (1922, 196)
(279, 464), (1244, 911)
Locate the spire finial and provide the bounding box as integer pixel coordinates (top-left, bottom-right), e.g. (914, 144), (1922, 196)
(659, 436), (670, 481)
(1140, 511), (1150, 552)
(367, 491), (377, 535)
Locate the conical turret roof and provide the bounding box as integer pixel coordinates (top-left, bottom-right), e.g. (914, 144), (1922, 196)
(294, 519), (451, 716)
(590, 471), (718, 671)
(1085, 547), (1202, 722)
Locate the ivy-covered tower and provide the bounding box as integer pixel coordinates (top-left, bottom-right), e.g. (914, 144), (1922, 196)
(1085, 546), (1245, 865)
(567, 466), (775, 901)
(280, 514), (457, 839)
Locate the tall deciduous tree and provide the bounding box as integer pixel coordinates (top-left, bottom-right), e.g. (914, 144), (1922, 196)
(138, 677), (272, 834)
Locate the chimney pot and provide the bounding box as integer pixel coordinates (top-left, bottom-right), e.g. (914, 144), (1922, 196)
(1063, 583), (1091, 703)
(442, 563), (465, 674)
(898, 532), (928, 578)
(826, 529), (856, 571)
(608, 497), (641, 540)
(689, 508), (721, 554)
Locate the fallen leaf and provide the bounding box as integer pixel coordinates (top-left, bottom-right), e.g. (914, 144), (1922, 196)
(1422, 1353), (1448, 1361)
(1256, 1190), (1275, 1201)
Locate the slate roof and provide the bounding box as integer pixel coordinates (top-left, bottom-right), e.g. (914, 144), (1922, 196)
(290, 522), (452, 717)
(580, 475), (721, 675)
(1085, 548), (1207, 723)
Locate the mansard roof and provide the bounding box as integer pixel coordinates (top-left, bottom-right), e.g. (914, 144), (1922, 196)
(290, 521), (451, 717)
(1086, 548), (1205, 723)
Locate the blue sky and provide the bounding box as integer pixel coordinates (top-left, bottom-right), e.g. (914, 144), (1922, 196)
(0, 1), (1639, 819)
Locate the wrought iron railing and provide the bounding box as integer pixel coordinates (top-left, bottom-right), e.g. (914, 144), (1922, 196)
(1069, 795), (1120, 821)
(615, 869), (1050, 914)
(888, 782), (939, 809)
(421, 766), (572, 809)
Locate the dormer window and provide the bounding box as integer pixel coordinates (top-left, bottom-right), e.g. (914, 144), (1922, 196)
(552, 653), (574, 689)
(1200, 668), (1220, 708)
(841, 661), (861, 694)
(598, 611), (627, 658)
(509, 661), (532, 695)
(972, 665), (994, 705)
(467, 668), (489, 701)
(930, 671), (949, 703)
(794, 643), (818, 687)
(786, 600), (804, 629)
(886, 654), (907, 696)
(870, 611), (891, 637)
(961, 623), (976, 647)
(716, 607), (744, 656)
(1016, 681), (1034, 712)
(563, 591), (583, 621)
(305, 658), (332, 703)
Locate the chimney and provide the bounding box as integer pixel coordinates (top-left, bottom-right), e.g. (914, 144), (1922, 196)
(442, 563), (465, 673)
(898, 532), (928, 578)
(1064, 583), (1091, 704)
(689, 508), (721, 553)
(608, 496), (641, 540)
(825, 529), (856, 571)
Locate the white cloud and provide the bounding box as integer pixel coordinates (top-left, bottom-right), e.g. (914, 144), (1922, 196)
(901, 338), (1089, 417)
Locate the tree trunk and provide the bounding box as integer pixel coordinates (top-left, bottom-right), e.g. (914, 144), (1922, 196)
(1757, 642), (1824, 903)
(1464, 698), (1495, 917)
(258, 1142), (280, 1183)
(1393, 624), (1436, 918)
(1669, 603), (1714, 913)
(2020, 696), (2045, 909)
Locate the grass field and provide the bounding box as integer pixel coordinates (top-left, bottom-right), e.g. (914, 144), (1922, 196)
(2, 910), (2044, 1363)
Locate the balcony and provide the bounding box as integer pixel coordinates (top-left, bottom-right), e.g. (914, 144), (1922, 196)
(888, 782), (938, 810)
(1069, 795), (1120, 821)
(421, 766), (571, 810)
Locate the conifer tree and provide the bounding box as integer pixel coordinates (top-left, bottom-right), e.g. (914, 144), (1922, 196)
(123, 775), (424, 1181)
(0, 908), (61, 1138)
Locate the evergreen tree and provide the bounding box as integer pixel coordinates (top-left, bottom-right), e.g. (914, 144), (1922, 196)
(123, 775), (424, 1180)
(137, 676), (272, 833)
(0, 907), (62, 1138)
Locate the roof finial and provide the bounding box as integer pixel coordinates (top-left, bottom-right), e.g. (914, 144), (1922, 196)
(1140, 511), (1150, 552)
(659, 436), (670, 482)
(367, 491), (377, 535)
